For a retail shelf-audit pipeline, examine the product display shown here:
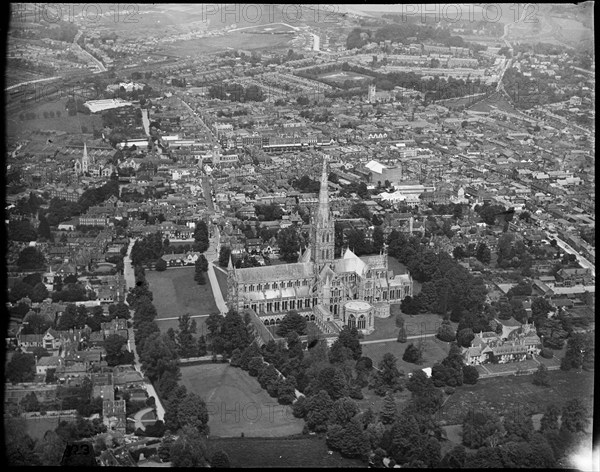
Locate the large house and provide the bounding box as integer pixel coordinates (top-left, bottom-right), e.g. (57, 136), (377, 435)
(462, 318), (541, 365)
(226, 155), (413, 337)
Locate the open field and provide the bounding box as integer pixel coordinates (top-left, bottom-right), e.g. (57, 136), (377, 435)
(438, 369), (594, 425)
(468, 92), (520, 114)
(146, 267), (218, 334)
(160, 31), (293, 57)
(208, 436), (363, 468)
(6, 97), (103, 138)
(362, 335), (452, 370)
(318, 70), (372, 83)
(179, 363), (304, 438)
(22, 415), (77, 440)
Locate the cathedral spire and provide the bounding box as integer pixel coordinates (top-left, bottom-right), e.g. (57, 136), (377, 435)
(317, 154), (329, 225)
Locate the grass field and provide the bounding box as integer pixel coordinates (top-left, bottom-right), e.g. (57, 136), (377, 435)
(23, 415), (77, 440)
(438, 370), (594, 425)
(7, 97), (103, 138)
(208, 436), (364, 468)
(160, 31), (292, 57)
(318, 70), (371, 83)
(179, 363), (304, 438)
(362, 336), (452, 371)
(146, 267), (219, 334)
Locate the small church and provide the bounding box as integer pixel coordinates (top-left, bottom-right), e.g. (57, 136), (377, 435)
(74, 143), (115, 177)
(226, 154), (413, 338)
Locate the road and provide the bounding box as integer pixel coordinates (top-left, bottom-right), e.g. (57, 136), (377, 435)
(177, 96), (218, 143)
(360, 333), (436, 345)
(548, 233), (595, 277)
(73, 30), (107, 72)
(123, 238), (166, 422)
(5, 76), (62, 92)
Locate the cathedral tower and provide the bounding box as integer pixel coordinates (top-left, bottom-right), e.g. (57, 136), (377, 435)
(311, 154), (335, 274)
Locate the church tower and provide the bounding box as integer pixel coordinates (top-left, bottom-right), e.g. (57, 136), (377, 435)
(311, 154), (335, 274)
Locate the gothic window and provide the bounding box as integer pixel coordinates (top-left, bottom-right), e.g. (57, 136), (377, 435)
(310, 314), (316, 321)
(290, 300), (295, 310)
(287, 281), (293, 288)
(358, 315), (366, 330)
(348, 314), (356, 329)
(249, 284), (254, 291)
(298, 299), (303, 309)
(257, 284), (262, 291)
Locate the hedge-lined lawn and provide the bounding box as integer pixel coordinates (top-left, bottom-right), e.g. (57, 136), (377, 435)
(438, 369), (594, 425)
(208, 436), (364, 468)
(146, 266), (218, 319)
(179, 363), (304, 438)
(362, 336), (452, 371)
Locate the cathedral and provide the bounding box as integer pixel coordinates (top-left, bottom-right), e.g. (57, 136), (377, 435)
(226, 155), (413, 337)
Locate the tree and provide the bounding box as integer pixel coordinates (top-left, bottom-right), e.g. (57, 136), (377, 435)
(9, 281), (33, 303)
(561, 332), (594, 371)
(17, 246), (46, 270)
(397, 325), (407, 343)
(532, 363), (550, 387)
(441, 444), (467, 468)
(540, 403), (560, 433)
(371, 353), (403, 395)
(277, 310), (307, 337)
(462, 365), (479, 384)
(456, 327), (475, 348)
(193, 221), (210, 253)
(6, 352), (36, 383)
(177, 393), (210, 435)
(437, 322), (456, 342)
(380, 392), (398, 425)
(462, 410), (504, 449)
(503, 406), (534, 442)
(109, 302), (130, 320)
(305, 390), (334, 432)
(329, 397), (360, 426)
(475, 242), (491, 264)
(35, 430), (66, 465)
(105, 334), (128, 366)
(169, 425), (208, 467)
(218, 246), (232, 268)
(5, 418), (39, 466)
(277, 227), (301, 263)
(402, 343), (422, 364)
(176, 314), (198, 358)
(560, 399), (590, 434)
(155, 258), (167, 271)
(210, 450), (231, 468)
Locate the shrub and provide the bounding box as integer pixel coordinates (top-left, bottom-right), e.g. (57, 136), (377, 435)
(444, 387), (455, 395)
(540, 347), (554, 359)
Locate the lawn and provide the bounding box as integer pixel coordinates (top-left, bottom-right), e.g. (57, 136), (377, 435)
(207, 436), (364, 468)
(179, 363), (304, 438)
(146, 267), (219, 335)
(438, 369), (594, 425)
(146, 267), (219, 319)
(362, 336), (452, 372)
(23, 415), (77, 440)
(365, 312), (448, 342)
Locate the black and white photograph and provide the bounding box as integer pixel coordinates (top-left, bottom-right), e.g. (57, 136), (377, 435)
(3, 2), (596, 468)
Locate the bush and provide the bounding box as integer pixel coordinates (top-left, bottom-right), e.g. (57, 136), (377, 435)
(540, 347), (554, 359)
(444, 387), (455, 395)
